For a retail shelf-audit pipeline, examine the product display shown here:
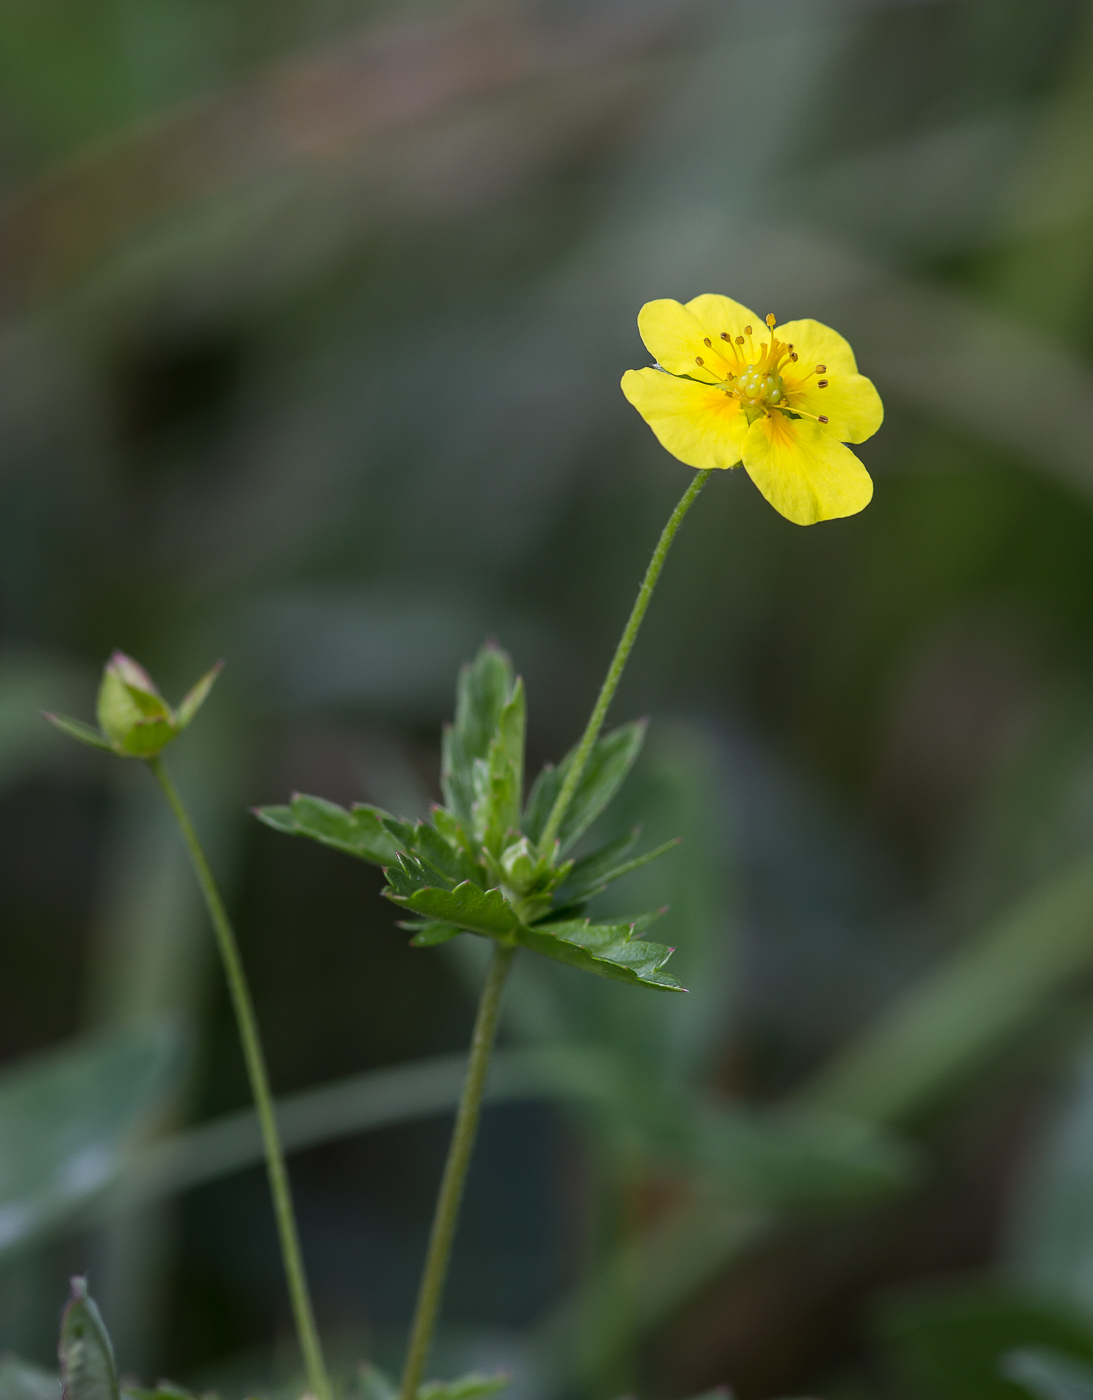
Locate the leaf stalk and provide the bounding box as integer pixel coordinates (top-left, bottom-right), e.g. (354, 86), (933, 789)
(538, 470), (712, 852)
(399, 941), (516, 1400)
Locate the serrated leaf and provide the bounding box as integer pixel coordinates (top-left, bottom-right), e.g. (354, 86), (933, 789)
(552, 835), (680, 906)
(411, 821), (481, 886)
(524, 721), (647, 852)
(473, 680), (525, 854)
(0, 1358), (60, 1400)
(254, 794), (404, 865)
(59, 1278), (119, 1400)
(442, 644), (517, 827)
(174, 662), (223, 730)
(384, 852), (457, 899)
(417, 1373), (511, 1400)
(41, 714), (114, 754)
(390, 880), (520, 938)
(517, 917), (683, 990)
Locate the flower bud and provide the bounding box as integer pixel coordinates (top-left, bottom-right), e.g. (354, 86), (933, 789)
(44, 652), (223, 759)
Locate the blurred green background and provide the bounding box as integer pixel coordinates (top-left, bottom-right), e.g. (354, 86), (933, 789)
(8, 1), (1093, 1397)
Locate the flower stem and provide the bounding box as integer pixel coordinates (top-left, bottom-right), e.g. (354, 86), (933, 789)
(148, 756), (331, 1400)
(399, 942), (516, 1400)
(539, 468), (712, 852)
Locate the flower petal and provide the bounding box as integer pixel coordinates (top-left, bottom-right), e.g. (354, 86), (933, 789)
(775, 318), (859, 375)
(621, 367), (748, 470)
(741, 412), (873, 524)
(637, 300), (735, 383)
(784, 371), (883, 445)
(684, 294), (763, 366)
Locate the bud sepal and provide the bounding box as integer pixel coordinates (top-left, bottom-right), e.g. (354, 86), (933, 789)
(45, 652), (223, 760)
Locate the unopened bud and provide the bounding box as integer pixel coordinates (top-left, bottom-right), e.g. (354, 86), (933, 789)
(44, 652), (223, 759)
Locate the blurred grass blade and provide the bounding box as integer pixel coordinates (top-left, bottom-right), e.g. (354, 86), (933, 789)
(1004, 1348), (1093, 1400)
(0, 1029), (180, 1259)
(802, 853), (1093, 1124)
(0, 1359), (60, 1400)
(1005, 1036), (1093, 1312)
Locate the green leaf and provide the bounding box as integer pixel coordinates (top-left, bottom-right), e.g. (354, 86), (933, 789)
(442, 643), (517, 828)
(254, 794), (404, 865)
(516, 916), (682, 990)
(174, 662), (223, 730)
(59, 1277), (119, 1400)
(0, 1358), (60, 1400)
(551, 833), (680, 907)
(403, 920), (462, 947)
(390, 880), (521, 939)
(523, 721), (647, 852)
(473, 679), (525, 853)
(411, 820), (482, 886)
(384, 853), (457, 899)
(1004, 1348), (1093, 1400)
(417, 1373), (511, 1400)
(41, 714), (114, 754)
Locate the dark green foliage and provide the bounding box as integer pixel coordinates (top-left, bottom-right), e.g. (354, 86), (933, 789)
(256, 643), (681, 990)
(875, 1284), (1093, 1400)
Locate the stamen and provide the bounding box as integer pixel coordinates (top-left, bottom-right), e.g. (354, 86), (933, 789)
(816, 364), (826, 373)
(790, 352), (798, 361)
(744, 325), (753, 335)
(695, 356), (704, 365)
(735, 335), (745, 345)
(703, 337), (712, 347)
(817, 380), (828, 388)
(720, 332), (731, 341)
(818, 415), (828, 423)
(766, 313), (776, 329)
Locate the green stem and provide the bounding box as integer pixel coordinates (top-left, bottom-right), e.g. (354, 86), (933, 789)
(399, 942), (516, 1400)
(539, 469), (712, 852)
(148, 757), (331, 1400)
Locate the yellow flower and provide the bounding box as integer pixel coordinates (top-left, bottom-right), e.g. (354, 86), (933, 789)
(621, 295), (883, 525)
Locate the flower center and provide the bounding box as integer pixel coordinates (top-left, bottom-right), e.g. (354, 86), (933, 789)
(735, 364), (784, 406)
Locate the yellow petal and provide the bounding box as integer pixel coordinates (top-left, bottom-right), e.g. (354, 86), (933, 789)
(775, 318), (859, 375)
(741, 412), (873, 525)
(636, 300), (735, 383)
(621, 367), (748, 470)
(784, 371), (883, 445)
(684, 294), (763, 368)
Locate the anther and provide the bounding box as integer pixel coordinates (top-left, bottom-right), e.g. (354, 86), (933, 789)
(720, 332), (730, 341)
(695, 356), (704, 365)
(818, 415), (828, 424)
(816, 364), (826, 373)
(790, 352), (798, 361)
(766, 313), (776, 329)
(817, 380), (828, 388)
(703, 337), (712, 347)
(745, 325), (753, 335)
(735, 335), (745, 345)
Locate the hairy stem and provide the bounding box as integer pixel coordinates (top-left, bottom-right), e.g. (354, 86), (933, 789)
(539, 469), (712, 851)
(149, 757), (331, 1400)
(399, 942), (516, 1400)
